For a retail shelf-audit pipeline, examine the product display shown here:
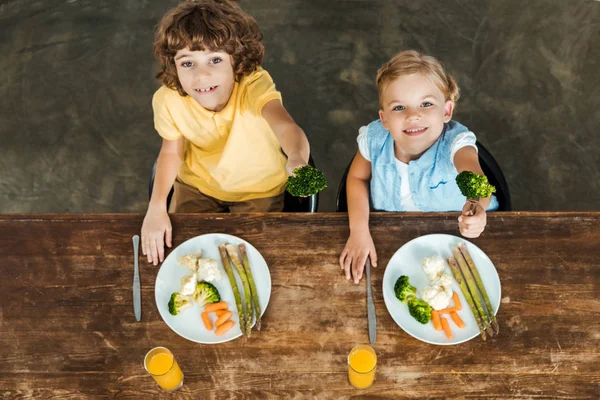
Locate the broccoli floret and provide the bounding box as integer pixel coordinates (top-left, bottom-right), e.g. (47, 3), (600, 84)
(168, 292), (192, 316)
(192, 281), (221, 308)
(456, 171), (496, 200)
(394, 275), (417, 303)
(395, 275), (432, 324)
(407, 298), (433, 324)
(286, 165), (328, 197)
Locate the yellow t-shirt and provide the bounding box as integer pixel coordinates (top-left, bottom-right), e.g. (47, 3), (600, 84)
(152, 68), (288, 202)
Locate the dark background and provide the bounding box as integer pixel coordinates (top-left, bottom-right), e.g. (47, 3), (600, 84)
(1, 0), (598, 212)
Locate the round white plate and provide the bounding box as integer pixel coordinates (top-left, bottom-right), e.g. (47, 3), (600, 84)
(155, 233), (271, 344)
(382, 234), (501, 345)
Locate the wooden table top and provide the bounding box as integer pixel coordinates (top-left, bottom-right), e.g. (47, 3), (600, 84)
(1, 212), (599, 399)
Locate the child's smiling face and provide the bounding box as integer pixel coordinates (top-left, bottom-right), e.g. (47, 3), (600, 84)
(174, 48), (235, 112)
(379, 73), (454, 162)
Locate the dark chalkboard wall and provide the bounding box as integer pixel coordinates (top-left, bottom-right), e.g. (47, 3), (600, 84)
(1, 0), (598, 212)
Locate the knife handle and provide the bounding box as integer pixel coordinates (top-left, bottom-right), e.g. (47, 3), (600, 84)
(133, 235), (140, 279)
(366, 258), (373, 298)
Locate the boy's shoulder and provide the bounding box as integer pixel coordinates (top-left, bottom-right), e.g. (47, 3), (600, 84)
(238, 67), (276, 95)
(240, 66), (269, 84)
(153, 85), (182, 106)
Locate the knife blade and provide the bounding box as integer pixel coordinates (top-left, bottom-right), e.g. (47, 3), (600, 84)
(365, 257), (376, 344)
(132, 235), (141, 321)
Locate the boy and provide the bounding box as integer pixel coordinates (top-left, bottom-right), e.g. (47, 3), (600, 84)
(142, 0), (310, 265)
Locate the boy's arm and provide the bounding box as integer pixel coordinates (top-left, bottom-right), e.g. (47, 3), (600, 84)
(149, 137), (185, 210)
(346, 152), (373, 234)
(261, 99), (309, 174)
(453, 146), (491, 210)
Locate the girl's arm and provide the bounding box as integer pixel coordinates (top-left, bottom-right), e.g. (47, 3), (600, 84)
(339, 152), (378, 284)
(346, 152), (372, 235)
(453, 146), (491, 209)
(453, 146), (490, 238)
(142, 137), (184, 265)
(261, 99), (310, 174)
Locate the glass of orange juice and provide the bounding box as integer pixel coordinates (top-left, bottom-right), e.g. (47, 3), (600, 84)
(144, 347), (184, 392)
(348, 345), (377, 389)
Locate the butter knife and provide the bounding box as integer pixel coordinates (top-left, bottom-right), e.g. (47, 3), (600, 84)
(366, 257), (376, 344)
(132, 235), (141, 321)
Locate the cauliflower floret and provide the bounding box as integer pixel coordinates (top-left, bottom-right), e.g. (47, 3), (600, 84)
(179, 274), (197, 296)
(196, 258), (222, 282)
(421, 284), (452, 310)
(421, 255), (446, 281)
(178, 251), (202, 271)
(432, 273), (453, 297)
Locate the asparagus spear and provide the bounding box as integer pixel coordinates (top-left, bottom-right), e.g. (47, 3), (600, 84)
(238, 243), (262, 331)
(219, 244), (246, 336)
(452, 247), (494, 338)
(447, 257), (487, 341)
(226, 244), (253, 336)
(458, 242), (499, 335)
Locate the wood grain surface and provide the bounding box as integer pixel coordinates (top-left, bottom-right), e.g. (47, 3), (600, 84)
(1, 213), (599, 399)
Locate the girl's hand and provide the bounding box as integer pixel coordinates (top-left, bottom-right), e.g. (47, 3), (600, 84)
(285, 158), (307, 176)
(141, 206), (172, 266)
(339, 230), (378, 284)
(458, 202), (487, 238)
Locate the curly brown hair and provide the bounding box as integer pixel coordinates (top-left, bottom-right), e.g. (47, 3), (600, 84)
(153, 0), (264, 96)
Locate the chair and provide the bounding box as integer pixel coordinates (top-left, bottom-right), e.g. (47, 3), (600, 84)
(335, 141), (512, 212)
(149, 155), (319, 212)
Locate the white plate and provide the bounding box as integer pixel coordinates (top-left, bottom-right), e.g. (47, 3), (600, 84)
(155, 233), (271, 344)
(382, 234), (501, 345)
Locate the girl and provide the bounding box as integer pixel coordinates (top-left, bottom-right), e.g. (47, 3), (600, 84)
(339, 50), (498, 283)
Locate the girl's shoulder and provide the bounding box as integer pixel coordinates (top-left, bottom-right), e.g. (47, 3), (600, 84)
(365, 119), (387, 135)
(443, 120), (472, 141)
(364, 119), (390, 144)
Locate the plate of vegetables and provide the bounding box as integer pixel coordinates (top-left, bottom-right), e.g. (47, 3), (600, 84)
(155, 233), (271, 344)
(382, 234), (501, 345)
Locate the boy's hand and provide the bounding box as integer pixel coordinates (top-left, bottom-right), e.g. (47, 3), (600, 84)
(339, 230), (378, 284)
(141, 206), (172, 266)
(458, 201), (487, 238)
(285, 158), (307, 176)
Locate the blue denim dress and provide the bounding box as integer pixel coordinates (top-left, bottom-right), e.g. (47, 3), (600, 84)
(367, 119), (499, 212)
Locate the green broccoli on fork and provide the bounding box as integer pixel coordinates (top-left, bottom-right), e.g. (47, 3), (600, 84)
(455, 171), (496, 215)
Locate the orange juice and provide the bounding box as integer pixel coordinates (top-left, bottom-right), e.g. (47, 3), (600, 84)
(348, 345), (377, 389)
(144, 347), (184, 391)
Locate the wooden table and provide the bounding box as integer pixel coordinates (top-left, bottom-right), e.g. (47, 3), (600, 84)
(1, 213), (599, 399)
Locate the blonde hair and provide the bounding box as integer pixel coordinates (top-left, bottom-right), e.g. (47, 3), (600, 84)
(376, 50), (460, 109)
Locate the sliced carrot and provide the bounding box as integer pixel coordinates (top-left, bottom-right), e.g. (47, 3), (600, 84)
(431, 310), (442, 331)
(215, 310), (233, 328)
(215, 320), (235, 336)
(205, 301), (228, 313)
(438, 307), (457, 314)
(450, 311), (465, 328)
(452, 292), (462, 311)
(440, 317), (453, 339)
(215, 309), (228, 317)
(201, 311), (212, 331)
